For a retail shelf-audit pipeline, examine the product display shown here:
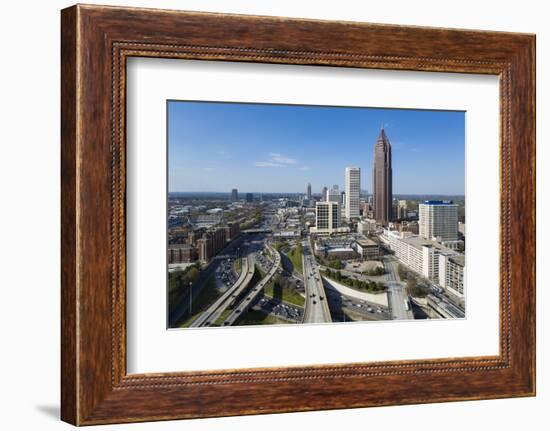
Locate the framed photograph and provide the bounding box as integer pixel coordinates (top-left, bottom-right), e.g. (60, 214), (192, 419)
(61, 4), (536, 425)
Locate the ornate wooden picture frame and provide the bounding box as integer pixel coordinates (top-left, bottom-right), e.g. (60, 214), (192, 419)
(61, 4), (535, 425)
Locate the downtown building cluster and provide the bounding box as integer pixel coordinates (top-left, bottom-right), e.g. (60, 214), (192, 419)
(306, 128), (465, 298)
(383, 200), (464, 297)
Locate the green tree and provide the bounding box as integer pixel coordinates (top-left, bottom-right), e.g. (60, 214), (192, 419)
(406, 276), (418, 296)
(328, 259), (343, 270)
(397, 264), (408, 280)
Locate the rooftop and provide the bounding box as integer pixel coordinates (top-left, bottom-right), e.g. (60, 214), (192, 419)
(449, 254), (466, 267)
(168, 243), (193, 250)
(387, 229), (458, 254)
(356, 238), (377, 247)
(327, 247), (355, 253)
(422, 200), (455, 205)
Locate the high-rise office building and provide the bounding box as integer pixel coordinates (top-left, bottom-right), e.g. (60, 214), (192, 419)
(311, 201), (341, 234)
(327, 186), (340, 203)
(373, 128), (393, 224)
(321, 186), (328, 201)
(419, 200), (459, 241)
(245, 193), (254, 203)
(306, 182), (312, 200)
(230, 188), (238, 202)
(398, 199), (408, 219)
(345, 167), (360, 219)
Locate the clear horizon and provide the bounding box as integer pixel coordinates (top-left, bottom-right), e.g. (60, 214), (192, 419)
(168, 101), (465, 195)
(168, 191), (465, 197)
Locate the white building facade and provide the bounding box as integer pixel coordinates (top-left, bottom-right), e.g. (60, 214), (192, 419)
(383, 229), (463, 283)
(310, 201), (349, 235)
(357, 218), (377, 235)
(439, 253), (465, 297)
(345, 167), (361, 220)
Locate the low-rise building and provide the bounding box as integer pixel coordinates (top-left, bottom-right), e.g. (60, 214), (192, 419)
(355, 238), (380, 259)
(400, 220), (419, 234)
(325, 247), (357, 260)
(439, 253), (465, 297)
(273, 230), (301, 239)
(193, 214), (223, 229)
(314, 236), (357, 259)
(356, 218), (377, 235)
(383, 229), (463, 283)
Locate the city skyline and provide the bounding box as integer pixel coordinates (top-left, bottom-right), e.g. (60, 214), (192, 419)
(168, 100), (465, 194)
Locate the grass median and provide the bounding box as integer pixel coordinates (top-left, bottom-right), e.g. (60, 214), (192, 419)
(178, 276), (221, 328)
(287, 244), (303, 274)
(236, 309), (291, 326)
(264, 279), (305, 307)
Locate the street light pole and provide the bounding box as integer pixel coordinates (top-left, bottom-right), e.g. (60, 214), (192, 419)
(189, 282), (192, 315)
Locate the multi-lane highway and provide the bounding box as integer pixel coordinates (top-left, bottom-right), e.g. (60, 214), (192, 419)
(384, 257), (414, 320)
(221, 244), (282, 326)
(190, 252), (255, 327)
(168, 236), (246, 327)
(302, 240), (332, 324)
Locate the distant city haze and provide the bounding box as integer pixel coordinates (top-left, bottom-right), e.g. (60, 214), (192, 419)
(168, 101), (465, 195)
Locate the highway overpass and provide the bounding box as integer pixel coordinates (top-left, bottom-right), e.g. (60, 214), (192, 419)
(302, 240), (332, 324)
(190, 252), (255, 327)
(221, 244), (282, 326)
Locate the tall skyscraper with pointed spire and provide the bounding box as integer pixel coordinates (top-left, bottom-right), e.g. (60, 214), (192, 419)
(373, 128), (393, 224)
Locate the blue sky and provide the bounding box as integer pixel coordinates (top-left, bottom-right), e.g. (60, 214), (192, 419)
(168, 101), (465, 195)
